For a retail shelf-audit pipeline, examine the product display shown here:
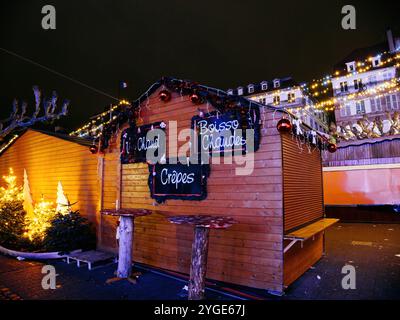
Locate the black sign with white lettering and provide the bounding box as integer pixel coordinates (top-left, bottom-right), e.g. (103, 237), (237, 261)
(148, 162), (210, 203)
(191, 109), (260, 156)
(121, 122), (165, 164)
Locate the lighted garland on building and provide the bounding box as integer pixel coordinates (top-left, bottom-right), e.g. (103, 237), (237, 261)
(69, 50), (400, 139)
(69, 77), (335, 155)
(303, 51), (400, 97)
(0, 135), (19, 155)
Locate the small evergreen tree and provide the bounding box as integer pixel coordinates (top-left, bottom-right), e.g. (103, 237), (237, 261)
(43, 210), (96, 254)
(0, 168), (26, 249)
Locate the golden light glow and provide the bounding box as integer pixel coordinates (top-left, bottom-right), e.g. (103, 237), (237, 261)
(0, 168), (23, 202)
(24, 197), (56, 241)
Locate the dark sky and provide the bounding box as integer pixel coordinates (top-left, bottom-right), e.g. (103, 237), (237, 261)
(1, 0), (400, 130)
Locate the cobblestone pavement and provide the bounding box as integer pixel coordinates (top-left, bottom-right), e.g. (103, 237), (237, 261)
(0, 285), (22, 300)
(0, 223), (399, 300)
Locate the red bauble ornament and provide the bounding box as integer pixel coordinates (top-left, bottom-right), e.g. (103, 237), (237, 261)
(276, 118), (292, 133)
(89, 144), (98, 154)
(189, 93), (201, 104)
(327, 143), (337, 153)
(159, 90), (171, 102)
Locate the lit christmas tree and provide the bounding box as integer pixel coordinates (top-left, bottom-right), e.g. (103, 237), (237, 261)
(24, 196), (56, 241)
(23, 169), (34, 219)
(0, 168), (23, 203)
(0, 168), (25, 249)
(56, 181), (71, 215)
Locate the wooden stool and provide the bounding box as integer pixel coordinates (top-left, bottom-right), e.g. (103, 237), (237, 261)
(168, 215), (237, 300)
(101, 209), (151, 278)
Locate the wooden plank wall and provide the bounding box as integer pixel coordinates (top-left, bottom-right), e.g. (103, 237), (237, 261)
(0, 130), (99, 223)
(281, 133), (324, 232)
(99, 88), (285, 291)
(323, 138), (400, 167)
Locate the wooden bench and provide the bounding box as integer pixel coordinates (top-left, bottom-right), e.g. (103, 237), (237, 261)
(283, 218), (339, 253)
(66, 250), (116, 270)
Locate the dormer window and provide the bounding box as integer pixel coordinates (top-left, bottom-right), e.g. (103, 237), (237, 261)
(237, 87), (243, 95)
(273, 79), (280, 88)
(372, 56), (381, 67)
(227, 89), (233, 95)
(346, 61), (356, 73)
(247, 84), (254, 94)
(261, 81), (268, 91)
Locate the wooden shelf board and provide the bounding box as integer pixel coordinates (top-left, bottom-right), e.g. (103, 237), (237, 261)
(284, 218), (339, 241)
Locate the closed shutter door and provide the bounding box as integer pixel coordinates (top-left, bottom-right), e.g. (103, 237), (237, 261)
(281, 133), (324, 232)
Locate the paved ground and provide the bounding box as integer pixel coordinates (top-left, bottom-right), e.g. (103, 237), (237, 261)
(0, 223), (399, 300)
(280, 222), (400, 300)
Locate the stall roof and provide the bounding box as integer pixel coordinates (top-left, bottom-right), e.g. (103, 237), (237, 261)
(130, 77), (282, 111)
(0, 129), (93, 156)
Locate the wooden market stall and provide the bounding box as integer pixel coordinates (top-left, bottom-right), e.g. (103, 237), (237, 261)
(0, 129), (100, 225)
(90, 77), (337, 295)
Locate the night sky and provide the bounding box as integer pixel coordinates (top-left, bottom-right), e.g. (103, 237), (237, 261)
(1, 0), (400, 131)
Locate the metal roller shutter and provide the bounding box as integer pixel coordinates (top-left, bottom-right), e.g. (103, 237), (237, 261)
(281, 133), (324, 232)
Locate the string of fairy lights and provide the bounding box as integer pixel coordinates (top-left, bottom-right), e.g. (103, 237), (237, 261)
(69, 50), (400, 139)
(0, 134), (19, 155)
(69, 100), (130, 138)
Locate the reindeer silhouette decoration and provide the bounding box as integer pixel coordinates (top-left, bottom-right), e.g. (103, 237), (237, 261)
(0, 86), (69, 141)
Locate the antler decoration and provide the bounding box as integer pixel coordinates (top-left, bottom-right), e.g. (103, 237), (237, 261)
(0, 86), (69, 141)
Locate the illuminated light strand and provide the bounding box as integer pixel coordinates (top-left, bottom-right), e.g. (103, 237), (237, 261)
(303, 52), (400, 97)
(0, 135), (19, 155)
(303, 79), (400, 111)
(69, 100), (130, 137)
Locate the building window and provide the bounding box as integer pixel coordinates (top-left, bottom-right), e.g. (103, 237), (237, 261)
(346, 61), (356, 72)
(372, 97), (382, 111)
(356, 100), (366, 114)
(354, 79), (363, 91)
(372, 56), (381, 67)
(381, 96), (387, 110)
(261, 82), (268, 90)
(346, 104), (351, 116)
(273, 79), (280, 88)
(237, 87), (243, 95)
(273, 95), (280, 105)
(340, 82), (348, 92)
(383, 72), (392, 81)
(259, 98), (266, 104)
(287, 92), (295, 102)
(248, 85), (254, 94)
(392, 94), (399, 109)
(370, 98), (376, 112)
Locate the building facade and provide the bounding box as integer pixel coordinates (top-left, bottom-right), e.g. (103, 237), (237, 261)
(228, 77), (329, 133)
(331, 30), (400, 140)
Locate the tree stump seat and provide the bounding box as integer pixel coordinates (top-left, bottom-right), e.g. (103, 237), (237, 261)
(101, 208), (151, 218)
(101, 208), (152, 278)
(168, 215), (237, 300)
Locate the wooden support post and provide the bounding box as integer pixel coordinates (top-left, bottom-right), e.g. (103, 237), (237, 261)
(116, 216), (134, 278)
(167, 215), (237, 300)
(188, 226), (210, 300)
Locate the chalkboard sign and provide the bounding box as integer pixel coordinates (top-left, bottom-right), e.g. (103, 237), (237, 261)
(191, 109), (260, 156)
(121, 122), (165, 164)
(148, 162), (210, 203)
